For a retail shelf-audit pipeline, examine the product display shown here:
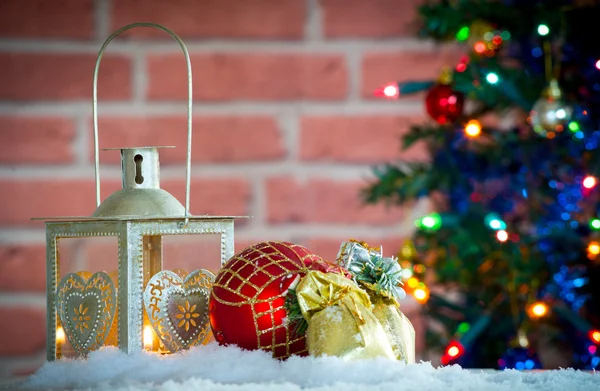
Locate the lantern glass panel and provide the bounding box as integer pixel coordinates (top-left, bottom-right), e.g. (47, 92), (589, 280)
(162, 234), (222, 274)
(54, 236), (119, 358)
(141, 235), (161, 352)
(141, 233), (223, 352)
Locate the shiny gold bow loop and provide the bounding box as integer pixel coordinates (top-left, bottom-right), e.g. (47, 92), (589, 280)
(295, 271), (396, 361)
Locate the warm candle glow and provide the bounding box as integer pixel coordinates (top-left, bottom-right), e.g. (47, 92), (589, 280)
(56, 326), (66, 344)
(143, 325), (154, 350)
(56, 326), (65, 358)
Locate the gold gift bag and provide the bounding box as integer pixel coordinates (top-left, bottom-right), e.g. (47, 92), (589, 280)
(336, 240), (416, 363)
(371, 295), (415, 363)
(296, 271), (396, 361)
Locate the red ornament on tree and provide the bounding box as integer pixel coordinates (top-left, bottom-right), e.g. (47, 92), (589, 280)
(209, 241), (323, 359)
(426, 84), (465, 124)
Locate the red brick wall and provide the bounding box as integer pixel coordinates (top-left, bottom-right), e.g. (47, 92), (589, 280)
(0, 0), (444, 378)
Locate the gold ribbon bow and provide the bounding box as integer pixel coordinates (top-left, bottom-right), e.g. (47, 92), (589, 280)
(295, 271), (396, 361)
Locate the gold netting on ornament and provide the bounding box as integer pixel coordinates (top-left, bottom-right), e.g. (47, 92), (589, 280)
(212, 242), (313, 358)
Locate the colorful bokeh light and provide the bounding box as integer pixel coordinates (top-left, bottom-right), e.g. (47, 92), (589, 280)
(413, 286), (430, 304)
(383, 85), (399, 98)
(496, 230), (509, 242)
(456, 26), (470, 41)
(465, 119), (482, 137)
(407, 277), (419, 289)
(447, 346), (460, 357)
(528, 302), (549, 318)
(588, 242), (600, 255)
(537, 24), (550, 36)
(457, 322), (470, 334)
(374, 83), (399, 99)
(474, 42), (486, 53)
(442, 341), (465, 365)
(568, 121), (580, 132)
(485, 213), (506, 230)
(486, 72), (499, 84)
(583, 176), (597, 189)
(417, 213), (442, 231)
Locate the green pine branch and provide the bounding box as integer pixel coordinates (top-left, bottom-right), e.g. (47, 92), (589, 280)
(364, 163), (433, 204)
(418, 0), (569, 41)
(284, 287), (308, 336)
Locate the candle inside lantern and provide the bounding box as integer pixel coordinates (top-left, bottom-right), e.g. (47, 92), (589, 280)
(143, 325), (154, 351)
(56, 326), (66, 358)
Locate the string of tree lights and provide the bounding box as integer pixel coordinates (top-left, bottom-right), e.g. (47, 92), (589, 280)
(368, 0), (600, 369)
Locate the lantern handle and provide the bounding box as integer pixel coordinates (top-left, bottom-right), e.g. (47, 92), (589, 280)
(93, 22), (193, 226)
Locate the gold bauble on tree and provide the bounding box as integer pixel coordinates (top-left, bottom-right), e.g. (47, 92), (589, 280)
(468, 20), (494, 44)
(467, 20), (503, 55)
(530, 79), (573, 137)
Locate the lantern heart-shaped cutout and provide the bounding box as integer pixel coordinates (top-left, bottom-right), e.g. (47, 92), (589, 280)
(56, 272), (116, 357)
(144, 269), (215, 352)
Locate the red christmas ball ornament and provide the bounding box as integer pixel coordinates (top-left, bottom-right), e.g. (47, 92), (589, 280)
(425, 83), (465, 124)
(304, 256), (352, 279)
(209, 241), (323, 359)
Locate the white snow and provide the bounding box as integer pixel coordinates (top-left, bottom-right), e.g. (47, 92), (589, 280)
(18, 344), (600, 391)
(323, 305), (344, 323)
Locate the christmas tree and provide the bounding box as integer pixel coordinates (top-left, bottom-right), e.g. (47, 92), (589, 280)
(366, 0), (600, 369)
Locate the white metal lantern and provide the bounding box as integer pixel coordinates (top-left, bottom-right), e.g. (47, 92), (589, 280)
(36, 23), (241, 360)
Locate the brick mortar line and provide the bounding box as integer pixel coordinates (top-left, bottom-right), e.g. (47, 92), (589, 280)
(0, 230), (419, 255)
(277, 110), (300, 162)
(239, 222), (420, 238)
(0, 171), (427, 242)
(73, 112), (89, 165)
(0, 164), (398, 179)
(0, 101), (425, 115)
(0, 38), (436, 53)
(345, 46), (361, 102)
(0, 294), (45, 307)
(247, 176), (266, 228)
(0, 220), (421, 244)
(94, 0), (111, 41)
(305, 0), (323, 42)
